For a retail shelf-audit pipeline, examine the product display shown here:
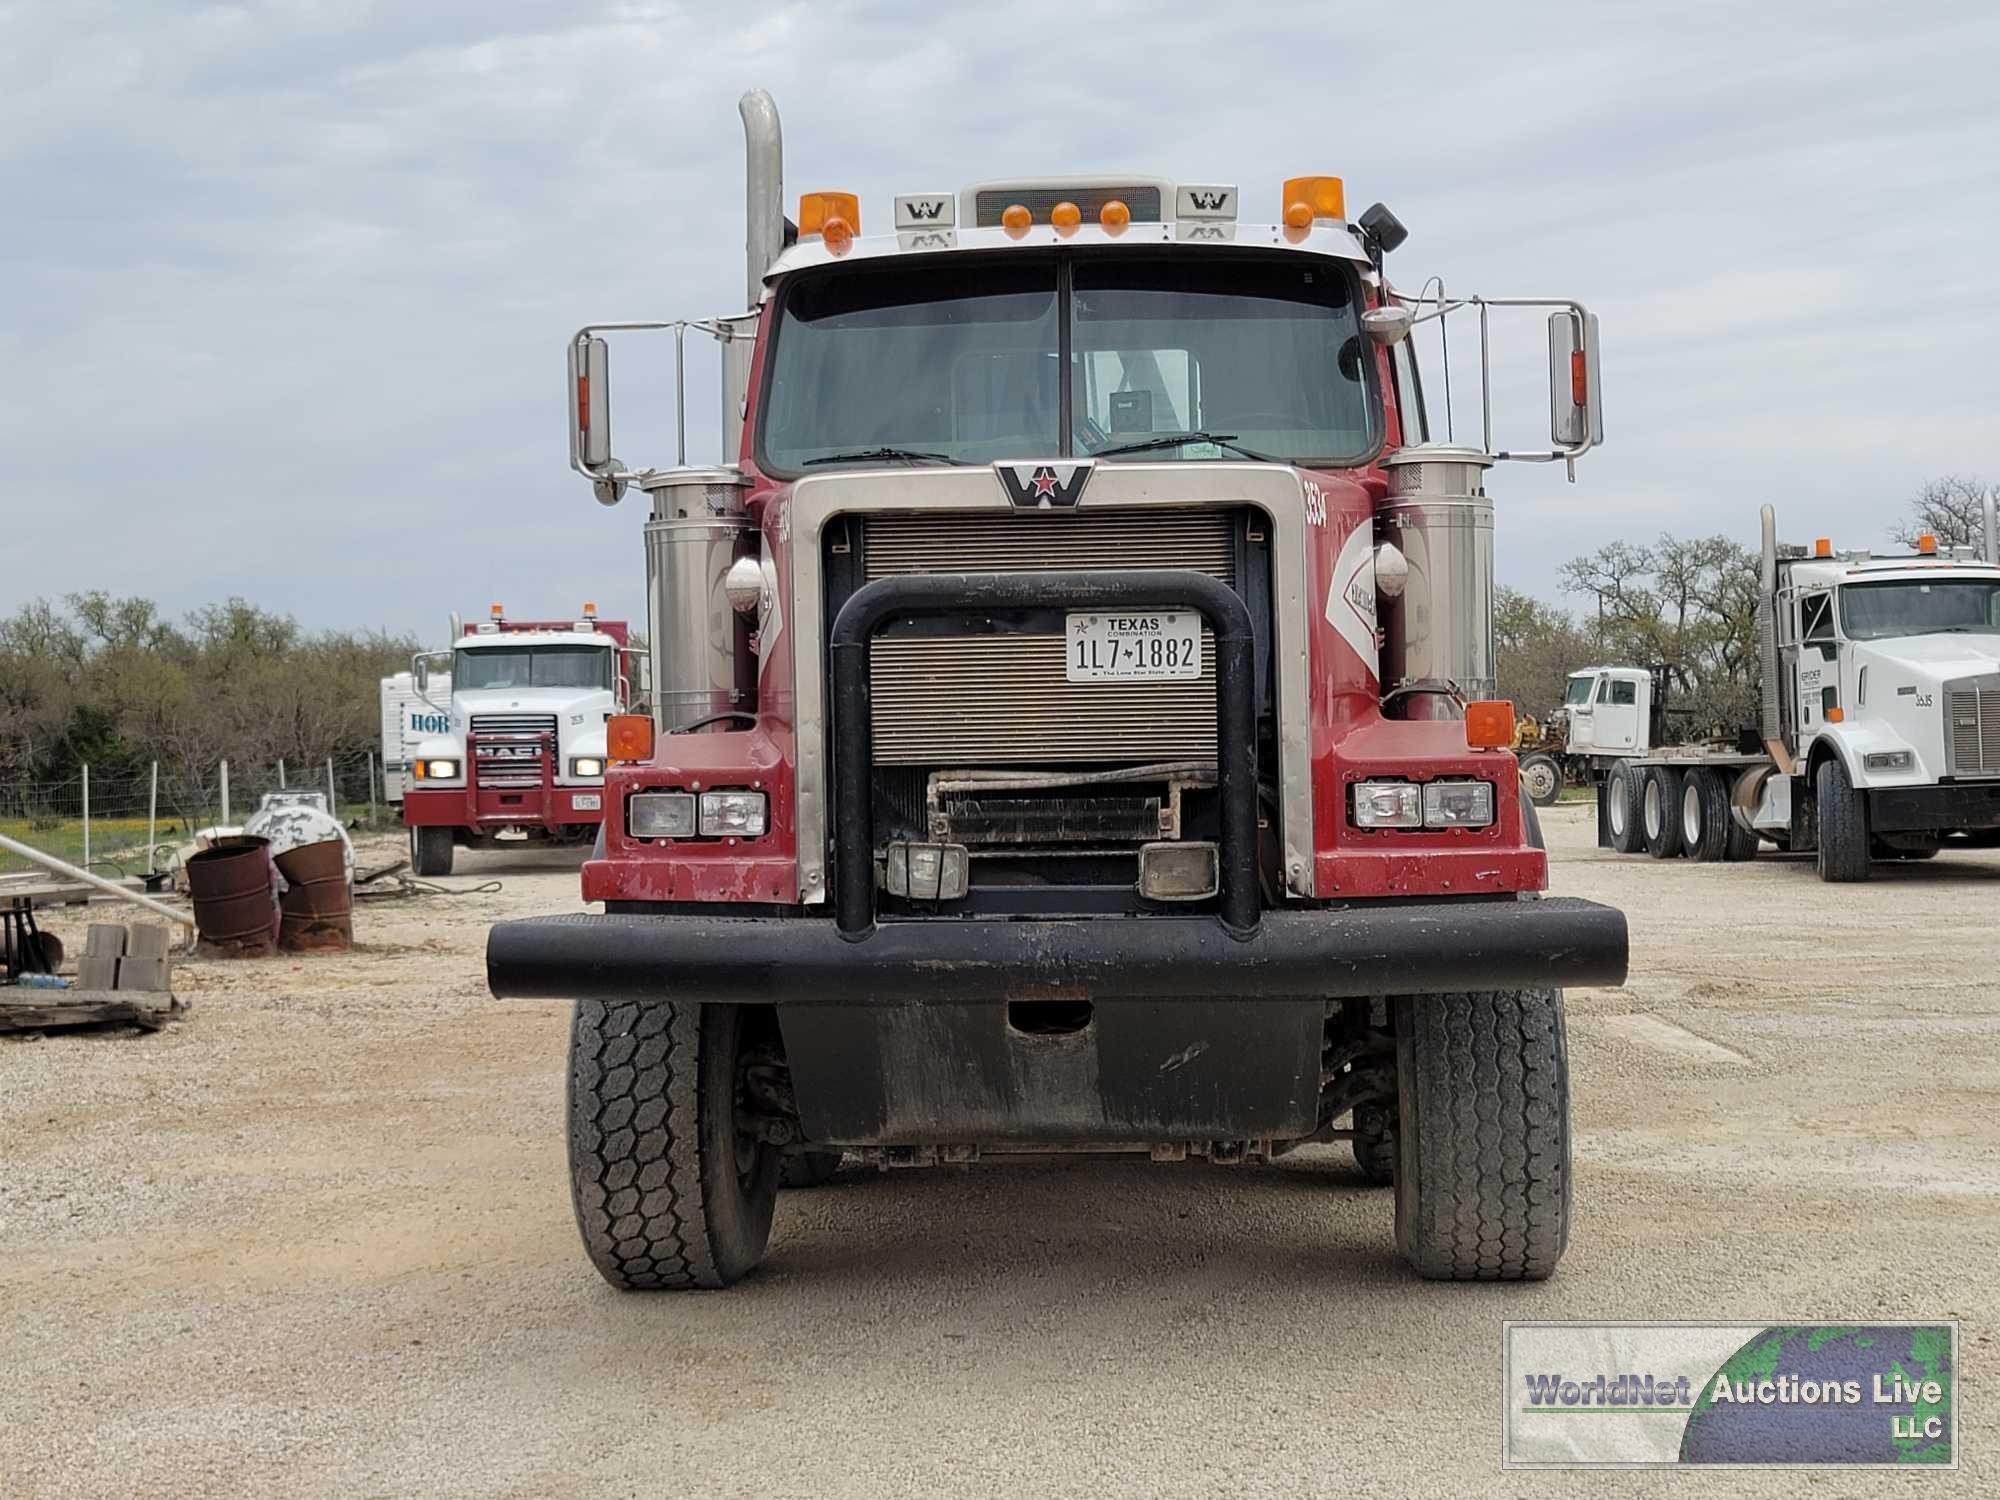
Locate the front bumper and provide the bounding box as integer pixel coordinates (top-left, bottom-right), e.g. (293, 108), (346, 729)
(486, 897), (1628, 1005)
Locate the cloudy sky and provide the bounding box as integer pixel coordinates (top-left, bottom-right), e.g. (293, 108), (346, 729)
(3, 0), (1995, 641)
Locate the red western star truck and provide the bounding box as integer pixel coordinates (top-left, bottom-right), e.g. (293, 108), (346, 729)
(487, 90), (1629, 1290)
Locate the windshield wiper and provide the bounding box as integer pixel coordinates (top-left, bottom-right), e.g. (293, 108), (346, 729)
(802, 446), (954, 467)
(1089, 430), (1278, 462)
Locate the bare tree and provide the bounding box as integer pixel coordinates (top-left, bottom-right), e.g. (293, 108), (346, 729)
(1890, 475), (1993, 550)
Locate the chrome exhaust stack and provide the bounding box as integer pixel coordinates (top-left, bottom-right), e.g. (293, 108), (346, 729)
(1377, 445), (1496, 716)
(1757, 504), (1793, 773)
(739, 90), (784, 310)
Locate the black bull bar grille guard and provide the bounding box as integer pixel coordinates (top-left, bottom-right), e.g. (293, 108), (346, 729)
(488, 568), (1628, 1004)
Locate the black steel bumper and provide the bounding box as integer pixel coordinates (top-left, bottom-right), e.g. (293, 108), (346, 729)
(1870, 782), (2000, 833)
(486, 898), (1628, 1005)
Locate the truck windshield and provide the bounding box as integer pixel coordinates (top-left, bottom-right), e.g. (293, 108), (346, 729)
(1840, 580), (2000, 640)
(1563, 676), (1596, 706)
(759, 251), (1376, 472)
(452, 645), (611, 691)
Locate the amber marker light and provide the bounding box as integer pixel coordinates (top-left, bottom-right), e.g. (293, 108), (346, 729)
(1099, 198), (1131, 233)
(1050, 200), (1081, 236)
(606, 714), (655, 764)
(1814, 537), (1833, 558)
(1001, 202), (1032, 237)
(1464, 700), (1517, 750)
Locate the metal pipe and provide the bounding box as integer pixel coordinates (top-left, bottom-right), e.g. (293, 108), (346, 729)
(147, 761), (158, 874)
(1478, 299), (1492, 454)
(1985, 486), (1997, 565)
(674, 324), (688, 464)
(739, 89), (784, 310)
(81, 763), (90, 871)
(0, 831), (195, 928)
(220, 759), (231, 825)
(828, 570), (1260, 939)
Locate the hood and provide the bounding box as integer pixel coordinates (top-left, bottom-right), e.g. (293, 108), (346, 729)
(450, 686), (612, 720)
(1852, 633), (2000, 679)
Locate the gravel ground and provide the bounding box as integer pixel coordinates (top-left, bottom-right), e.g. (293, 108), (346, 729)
(3, 808), (1993, 1497)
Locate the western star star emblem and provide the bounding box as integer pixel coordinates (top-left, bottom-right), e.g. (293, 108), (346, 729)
(994, 459), (1093, 509)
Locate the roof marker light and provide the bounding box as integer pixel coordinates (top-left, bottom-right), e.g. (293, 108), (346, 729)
(490, 603), (504, 618)
(1281, 175), (1346, 222)
(1050, 200), (1081, 235)
(798, 191), (861, 238)
(1001, 202), (1032, 237)
(1918, 532), (1938, 554)
(1099, 198), (1131, 233)
(1814, 537), (1833, 558)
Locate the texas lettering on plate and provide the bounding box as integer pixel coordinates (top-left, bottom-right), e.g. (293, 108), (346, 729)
(1065, 610), (1202, 682)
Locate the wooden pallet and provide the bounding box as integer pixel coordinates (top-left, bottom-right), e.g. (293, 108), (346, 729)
(0, 921), (184, 1033)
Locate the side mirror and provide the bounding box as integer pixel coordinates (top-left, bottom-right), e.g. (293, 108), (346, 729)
(1362, 305), (1412, 346)
(1548, 310), (1604, 448)
(568, 335), (625, 505)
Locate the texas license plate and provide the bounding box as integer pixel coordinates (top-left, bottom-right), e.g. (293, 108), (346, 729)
(1065, 610), (1201, 682)
(571, 794), (601, 811)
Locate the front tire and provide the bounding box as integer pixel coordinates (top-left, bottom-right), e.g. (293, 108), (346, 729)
(410, 824), (454, 877)
(568, 1000), (780, 1291)
(1394, 988), (1571, 1281)
(1520, 753), (1563, 807)
(1814, 757), (1871, 882)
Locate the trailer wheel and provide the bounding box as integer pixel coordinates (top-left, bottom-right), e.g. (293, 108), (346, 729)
(410, 824), (454, 877)
(1680, 768), (1731, 862)
(780, 1151), (843, 1188)
(1814, 757), (1871, 883)
(1394, 988), (1570, 1281)
(1605, 764), (1646, 853)
(567, 1000), (780, 1291)
(1641, 767), (1684, 859)
(1520, 754), (1563, 807)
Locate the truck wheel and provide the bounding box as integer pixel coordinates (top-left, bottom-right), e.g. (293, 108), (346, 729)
(1680, 768), (1730, 862)
(1641, 767), (1684, 859)
(780, 1151), (843, 1188)
(1352, 1101), (1396, 1185)
(1814, 757), (1871, 883)
(1520, 754), (1563, 807)
(1394, 988), (1570, 1281)
(1605, 764), (1646, 854)
(567, 1000), (781, 1291)
(410, 824), (454, 877)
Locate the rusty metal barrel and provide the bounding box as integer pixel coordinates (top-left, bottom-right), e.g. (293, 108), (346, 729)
(273, 839), (353, 952)
(186, 838), (280, 957)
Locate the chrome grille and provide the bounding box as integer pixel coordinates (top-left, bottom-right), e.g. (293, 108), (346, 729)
(860, 508), (1237, 767)
(470, 713), (556, 788)
(1946, 685), (2000, 776)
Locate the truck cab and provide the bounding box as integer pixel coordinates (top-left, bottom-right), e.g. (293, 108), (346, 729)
(1563, 666), (1653, 756)
(402, 606), (633, 875)
(487, 91), (1628, 1291)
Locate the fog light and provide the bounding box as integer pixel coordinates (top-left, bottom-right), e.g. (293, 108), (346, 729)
(1864, 750), (1914, 771)
(884, 842), (969, 901)
(698, 790), (768, 837)
(628, 791), (696, 838)
(1353, 782), (1421, 828)
(1138, 841), (1218, 901)
(1423, 780), (1495, 828)
(569, 756), (605, 779)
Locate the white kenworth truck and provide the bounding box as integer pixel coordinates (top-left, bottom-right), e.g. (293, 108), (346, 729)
(1588, 504), (2000, 879)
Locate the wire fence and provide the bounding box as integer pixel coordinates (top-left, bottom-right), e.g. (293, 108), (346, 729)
(0, 751), (396, 877)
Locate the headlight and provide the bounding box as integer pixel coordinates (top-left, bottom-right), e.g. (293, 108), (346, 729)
(415, 758), (459, 780)
(628, 791), (696, 838)
(569, 756), (605, 778)
(1353, 782), (1422, 828)
(1423, 780), (1495, 828)
(699, 790), (768, 837)
(1864, 750), (1914, 771)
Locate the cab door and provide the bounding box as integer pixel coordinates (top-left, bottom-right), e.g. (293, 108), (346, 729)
(1594, 673), (1643, 751)
(1565, 672), (1605, 753)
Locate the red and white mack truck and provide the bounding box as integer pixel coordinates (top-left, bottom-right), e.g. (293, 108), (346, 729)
(487, 91), (1629, 1289)
(403, 605), (636, 876)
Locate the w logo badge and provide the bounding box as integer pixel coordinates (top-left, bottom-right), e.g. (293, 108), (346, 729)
(995, 461), (1092, 510)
